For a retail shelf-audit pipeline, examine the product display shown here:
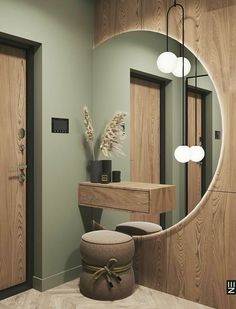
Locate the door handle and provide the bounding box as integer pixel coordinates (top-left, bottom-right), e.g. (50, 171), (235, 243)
(19, 144), (25, 152)
(17, 163), (27, 184)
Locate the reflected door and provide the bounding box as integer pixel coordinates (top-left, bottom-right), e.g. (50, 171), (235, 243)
(0, 45), (26, 290)
(130, 77), (160, 183)
(187, 92), (203, 214)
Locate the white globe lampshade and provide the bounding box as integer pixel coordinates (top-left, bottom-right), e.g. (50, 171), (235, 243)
(190, 145), (205, 162)
(172, 57), (191, 77)
(174, 145), (190, 163)
(157, 51), (177, 73)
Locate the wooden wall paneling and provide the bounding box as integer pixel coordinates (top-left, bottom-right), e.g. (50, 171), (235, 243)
(115, 0), (142, 33)
(94, 0), (117, 45)
(133, 229), (168, 291)
(94, 1), (236, 308)
(95, 0), (142, 45)
(133, 191), (236, 308)
(141, 0), (167, 32)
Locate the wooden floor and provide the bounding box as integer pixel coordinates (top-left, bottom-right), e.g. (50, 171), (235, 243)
(0, 279), (213, 309)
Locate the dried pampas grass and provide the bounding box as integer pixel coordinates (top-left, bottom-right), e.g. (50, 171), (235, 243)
(83, 106), (95, 160)
(100, 111), (127, 157)
(83, 106), (127, 159)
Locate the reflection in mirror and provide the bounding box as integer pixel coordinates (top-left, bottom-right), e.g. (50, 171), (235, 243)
(92, 31), (222, 228)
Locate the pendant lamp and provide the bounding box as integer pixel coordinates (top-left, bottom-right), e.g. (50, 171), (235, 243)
(173, 2), (190, 163)
(157, 0), (191, 77)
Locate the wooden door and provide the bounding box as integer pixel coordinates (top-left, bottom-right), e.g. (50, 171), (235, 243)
(187, 92), (202, 213)
(130, 77), (160, 183)
(0, 45), (26, 290)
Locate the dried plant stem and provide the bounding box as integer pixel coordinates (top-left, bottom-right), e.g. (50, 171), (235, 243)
(83, 106), (95, 160)
(89, 141), (95, 161)
(100, 112), (127, 157)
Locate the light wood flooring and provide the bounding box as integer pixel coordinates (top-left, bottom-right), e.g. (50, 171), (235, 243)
(0, 279), (213, 309)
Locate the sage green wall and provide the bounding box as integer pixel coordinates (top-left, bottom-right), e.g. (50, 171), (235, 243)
(92, 31), (222, 228)
(0, 0), (94, 290)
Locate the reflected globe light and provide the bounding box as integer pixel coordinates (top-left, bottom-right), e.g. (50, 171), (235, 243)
(174, 145), (190, 163)
(172, 57), (191, 77)
(156, 51), (177, 73)
(190, 145), (205, 162)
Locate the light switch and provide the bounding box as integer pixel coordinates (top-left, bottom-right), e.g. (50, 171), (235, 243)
(215, 130), (221, 140)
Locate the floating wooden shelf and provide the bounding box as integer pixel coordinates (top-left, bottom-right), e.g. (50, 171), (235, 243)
(78, 181), (176, 223)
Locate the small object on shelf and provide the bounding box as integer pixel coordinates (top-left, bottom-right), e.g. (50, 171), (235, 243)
(112, 171), (121, 182)
(90, 160), (102, 183)
(101, 160), (112, 182)
(101, 174), (109, 184)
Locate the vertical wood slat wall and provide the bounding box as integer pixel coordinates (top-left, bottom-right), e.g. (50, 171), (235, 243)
(94, 1), (236, 308)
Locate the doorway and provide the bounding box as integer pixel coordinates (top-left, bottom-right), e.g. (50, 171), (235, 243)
(130, 76), (161, 183)
(129, 70), (166, 224)
(0, 34), (39, 300)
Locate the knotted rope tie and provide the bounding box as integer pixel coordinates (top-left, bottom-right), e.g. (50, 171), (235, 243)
(82, 258), (132, 288)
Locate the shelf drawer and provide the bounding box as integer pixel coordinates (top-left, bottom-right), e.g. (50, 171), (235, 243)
(79, 185), (150, 213)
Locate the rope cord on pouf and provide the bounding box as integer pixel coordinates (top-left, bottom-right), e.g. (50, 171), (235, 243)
(82, 258), (132, 288)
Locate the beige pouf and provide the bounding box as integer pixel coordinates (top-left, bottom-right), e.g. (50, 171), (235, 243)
(80, 230), (135, 300)
(115, 221), (163, 236)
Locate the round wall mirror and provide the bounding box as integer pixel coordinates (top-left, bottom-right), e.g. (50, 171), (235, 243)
(91, 31), (222, 228)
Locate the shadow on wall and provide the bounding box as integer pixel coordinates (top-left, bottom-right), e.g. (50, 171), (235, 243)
(64, 247), (81, 283)
(79, 206), (103, 232)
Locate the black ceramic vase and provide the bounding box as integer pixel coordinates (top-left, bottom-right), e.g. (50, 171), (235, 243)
(90, 160), (102, 183)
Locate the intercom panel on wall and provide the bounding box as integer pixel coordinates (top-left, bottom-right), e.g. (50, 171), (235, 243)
(51, 118), (69, 133)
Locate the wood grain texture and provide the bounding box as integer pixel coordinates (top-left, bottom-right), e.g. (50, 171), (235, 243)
(94, 1), (236, 308)
(79, 181), (174, 191)
(187, 93), (202, 213)
(133, 191), (236, 309)
(79, 182), (175, 222)
(130, 77), (160, 184)
(79, 184), (150, 213)
(0, 279), (214, 309)
(95, 0), (142, 45)
(0, 45), (26, 290)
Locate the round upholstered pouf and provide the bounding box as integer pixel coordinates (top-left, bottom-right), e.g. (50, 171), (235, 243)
(115, 221), (162, 236)
(80, 230), (135, 300)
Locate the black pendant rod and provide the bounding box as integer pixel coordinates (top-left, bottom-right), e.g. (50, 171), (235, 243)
(166, 1), (185, 55)
(166, 1), (185, 144)
(194, 57), (198, 145)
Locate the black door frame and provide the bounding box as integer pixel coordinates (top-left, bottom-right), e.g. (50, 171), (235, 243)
(185, 83), (211, 215)
(0, 32), (41, 300)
